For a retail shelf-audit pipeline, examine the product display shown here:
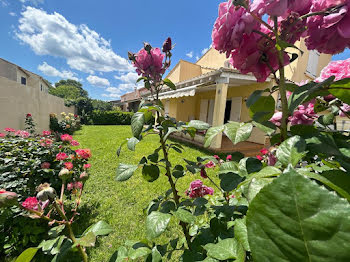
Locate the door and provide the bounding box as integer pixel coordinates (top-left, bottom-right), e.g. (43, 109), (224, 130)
(164, 100), (170, 116)
(199, 99), (208, 122)
(230, 97), (242, 122)
(208, 99), (215, 125)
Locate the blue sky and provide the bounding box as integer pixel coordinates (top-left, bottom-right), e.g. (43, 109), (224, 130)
(0, 0), (349, 100)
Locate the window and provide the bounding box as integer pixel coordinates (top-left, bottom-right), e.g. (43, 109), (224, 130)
(40, 84), (43, 91)
(306, 50), (320, 78)
(21, 77), (26, 85)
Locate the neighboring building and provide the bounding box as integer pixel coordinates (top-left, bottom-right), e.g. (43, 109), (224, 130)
(117, 40), (332, 154)
(119, 87), (149, 112)
(0, 58), (75, 132)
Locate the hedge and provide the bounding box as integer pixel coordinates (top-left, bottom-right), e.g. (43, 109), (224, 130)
(90, 110), (134, 125)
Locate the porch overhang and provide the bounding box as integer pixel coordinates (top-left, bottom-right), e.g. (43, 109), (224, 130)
(158, 85), (197, 100)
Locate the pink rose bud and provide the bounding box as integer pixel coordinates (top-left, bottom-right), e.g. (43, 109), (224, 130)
(79, 172), (89, 182)
(128, 51), (136, 61)
(256, 155), (263, 161)
(144, 42), (152, 53)
(200, 168), (208, 179)
(162, 37), (172, 53)
(226, 155), (232, 161)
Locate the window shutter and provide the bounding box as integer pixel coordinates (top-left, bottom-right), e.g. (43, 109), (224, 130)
(199, 99), (208, 122)
(230, 97), (242, 122)
(306, 50), (320, 78)
(207, 99), (215, 125)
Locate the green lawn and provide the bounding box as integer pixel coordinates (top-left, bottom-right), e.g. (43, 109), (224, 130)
(73, 125), (218, 261)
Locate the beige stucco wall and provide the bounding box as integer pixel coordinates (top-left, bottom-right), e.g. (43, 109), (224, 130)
(166, 60), (202, 84)
(0, 76), (74, 132)
(196, 48), (227, 69)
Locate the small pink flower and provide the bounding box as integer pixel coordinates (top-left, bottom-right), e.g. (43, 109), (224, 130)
(213, 155), (220, 161)
(205, 161), (215, 169)
(226, 155), (232, 161)
(260, 148), (269, 155)
(75, 149), (92, 159)
(75, 181), (83, 190)
(60, 134), (73, 142)
(70, 140), (80, 146)
(14, 130), (30, 138)
(83, 163), (91, 169)
(186, 180), (214, 198)
(22, 197), (38, 210)
(340, 103), (350, 117)
(269, 112), (283, 127)
(4, 128), (15, 133)
(67, 183), (74, 191)
(40, 138), (53, 147)
(42, 130), (51, 136)
(0, 133), (5, 138)
(26, 113), (32, 118)
(41, 162), (51, 169)
(56, 152), (68, 161)
(256, 155), (263, 161)
(64, 162), (73, 170)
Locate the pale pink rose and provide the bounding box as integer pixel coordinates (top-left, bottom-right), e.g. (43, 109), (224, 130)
(316, 58), (350, 82)
(133, 48), (165, 82)
(0, 133), (5, 138)
(14, 130), (30, 138)
(340, 103), (350, 116)
(42, 130), (51, 136)
(289, 103), (317, 125)
(269, 111), (283, 126)
(60, 134), (73, 142)
(251, 0), (312, 16)
(70, 140), (80, 146)
(306, 0), (350, 54)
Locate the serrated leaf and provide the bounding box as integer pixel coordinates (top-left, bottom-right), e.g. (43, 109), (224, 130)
(116, 164), (138, 181)
(204, 238), (238, 260)
(15, 248), (38, 262)
(276, 135), (306, 167)
(83, 221), (113, 236)
(173, 208), (196, 224)
(131, 112), (145, 138)
(204, 126), (225, 148)
(247, 166), (350, 262)
(127, 137), (139, 151)
(224, 122), (253, 145)
(146, 211), (172, 239)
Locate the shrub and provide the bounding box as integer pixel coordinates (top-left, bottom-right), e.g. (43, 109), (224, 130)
(90, 110), (134, 125)
(49, 112), (81, 135)
(0, 130), (92, 259)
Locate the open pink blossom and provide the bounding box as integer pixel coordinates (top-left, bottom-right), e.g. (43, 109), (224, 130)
(185, 180), (214, 198)
(306, 0), (350, 54)
(205, 161), (215, 169)
(256, 155), (263, 161)
(269, 111), (283, 126)
(260, 148), (269, 155)
(316, 58), (350, 82)
(229, 25), (290, 82)
(133, 47), (165, 82)
(42, 130), (51, 136)
(22, 197), (38, 210)
(56, 152), (68, 161)
(0, 133), (5, 138)
(340, 103), (350, 116)
(289, 103), (317, 125)
(15, 130), (30, 138)
(64, 162), (73, 170)
(212, 1), (258, 57)
(60, 134), (73, 142)
(83, 163), (91, 169)
(40, 138), (53, 147)
(226, 155), (232, 161)
(70, 140), (80, 146)
(252, 0), (312, 16)
(75, 149), (92, 159)
(41, 162), (51, 169)
(4, 128), (15, 132)
(67, 183), (74, 191)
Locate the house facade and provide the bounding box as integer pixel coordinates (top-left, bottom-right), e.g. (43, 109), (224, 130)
(0, 58), (75, 132)
(156, 40), (332, 152)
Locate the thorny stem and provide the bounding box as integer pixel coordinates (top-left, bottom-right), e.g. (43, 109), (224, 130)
(53, 202), (88, 262)
(274, 17), (289, 141)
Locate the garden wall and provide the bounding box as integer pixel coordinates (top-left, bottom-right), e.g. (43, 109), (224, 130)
(0, 76), (75, 132)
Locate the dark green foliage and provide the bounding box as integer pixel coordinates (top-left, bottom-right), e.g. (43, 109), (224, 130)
(90, 110), (134, 125)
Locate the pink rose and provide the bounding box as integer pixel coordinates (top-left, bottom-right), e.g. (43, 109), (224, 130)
(84, 163), (91, 169)
(56, 152), (68, 161)
(41, 162), (51, 169)
(133, 47), (165, 82)
(26, 113), (32, 118)
(200, 168), (208, 178)
(305, 0), (350, 54)
(14, 130), (30, 138)
(226, 155), (232, 161)
(22, 197), (38, 210)
(0, 133), (5, 138)
(213, 155), (220, 161)
(340, 103), (350, 117)
(260, 148), (269, 155)
(317, 58), (350, 82)
(267, 153), (278, 166)
(64, 162), (73, 170)
(186, 180), (214, 198)
(252, 0), (312, 16)
(75, 149), (92, 159)
(60, 134), (73, 142)
(256, 155), (263, 161)
(67, 183), (74, 191)
(289, 103), (317, 126)
(205, 161), (216, 169)
(269, 111), (283, 126)
(4, 128), (15, 133)
(70, 140), (80, 146)
(42, 130), (51, 136)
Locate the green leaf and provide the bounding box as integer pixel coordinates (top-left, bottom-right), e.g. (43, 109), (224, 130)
(246, 90), (264, 108)
(146, 211), (172, 239)
(163, 127), (178, 141)
(329, 78), (350, 104)
(163, 78), (176, 90)
(83, 221), (113, 237)
(116, 164), (138, 181)
(247, 167), (350, 262)
(172, 165), (185, 178)
(204, 125), (225, 148)
(219, 172), (243, 192)
(276, 135), (306, 167)
(173, 208), (196, 224)
(204, 238), (238, 260)
(252, 121), (276, 136)
(151, 246), (162, 262)
(48, 225), (65, 239)
(142, 164), (160, 182)
(15, 248), (38, 262)
(127, 137), (139, 151)
(187, 120), (210, 130)
(51, 239), (73, 262)
(249, 95), (275, 123)
(245, 177), (273, 202)
(147, 152), (159, 163)
(219, 161), (239, 174)
(318, 113), (335, 126)
(224, 122), (253, 145)
(239, 157), (263, 176)
(129, 247), (151, 260)
(131, 112), (145, 138)
(234, 218), (250, 251)
(76, 232), (96, 247)
(109, 246), (128, 262)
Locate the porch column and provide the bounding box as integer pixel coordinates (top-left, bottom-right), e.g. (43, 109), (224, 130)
(211, 77), (229, 149)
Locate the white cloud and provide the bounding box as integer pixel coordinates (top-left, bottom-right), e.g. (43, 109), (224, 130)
(38, 62), (78, 81)
(87, 75), (110, 87)
(16, 7), (133, 74)
(186, 51), (193, 58)
(9, 12), (16, 17)
(19, 0), (44, 5)
(1, 0), (8, 7)
(114, 72), (139, 83)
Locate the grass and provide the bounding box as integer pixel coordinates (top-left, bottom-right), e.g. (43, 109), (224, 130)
(73, 125), (220, 261)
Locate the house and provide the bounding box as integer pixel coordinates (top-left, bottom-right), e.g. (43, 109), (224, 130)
(118, 87), (149, 112)
(0, 58), (75, 132)
(155, 40), (332, 154)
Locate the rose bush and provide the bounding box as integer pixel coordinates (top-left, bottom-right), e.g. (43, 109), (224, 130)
(0, 129), (106, 261)
(50, 112), (81, 135)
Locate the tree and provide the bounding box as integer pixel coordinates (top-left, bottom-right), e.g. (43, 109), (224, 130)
(52, 79), (88, 99)
(91, 99), (113, 111)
